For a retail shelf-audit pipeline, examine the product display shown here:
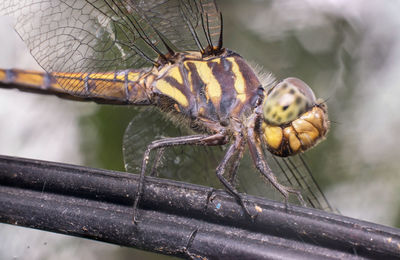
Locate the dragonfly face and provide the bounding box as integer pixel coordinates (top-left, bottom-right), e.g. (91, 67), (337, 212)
(0, 0), (332, 217)
(261, 77), (329, 157)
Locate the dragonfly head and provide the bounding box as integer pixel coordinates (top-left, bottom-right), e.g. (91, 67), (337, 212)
(260, 78), (329, 157)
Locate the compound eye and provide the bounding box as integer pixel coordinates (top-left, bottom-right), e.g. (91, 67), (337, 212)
(263, 77), (316, 125)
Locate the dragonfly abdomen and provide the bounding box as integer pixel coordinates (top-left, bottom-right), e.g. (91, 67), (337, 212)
(0, 69), (153, 105)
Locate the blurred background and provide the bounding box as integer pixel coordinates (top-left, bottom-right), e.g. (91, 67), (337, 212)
(0, 0), (399, 259)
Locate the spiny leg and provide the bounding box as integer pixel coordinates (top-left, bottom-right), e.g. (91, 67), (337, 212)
(247, 136), (306, 207)
(133, 133), (227, 223)
(149, 147), (165, 177)
(215, 137), (255, 219)
(227, 144), (245, 185)
(205, 144), (244, 211)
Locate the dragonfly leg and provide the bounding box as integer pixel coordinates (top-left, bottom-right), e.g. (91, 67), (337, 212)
(180, 228), (202, 259)
(227, 144), (245, 185)
(133, 133), (227, 223)
(204, 142), (244, 212)
(215, 137), (255, 220)
(149, 147), (165, 177)
(247, 134), (306, 207)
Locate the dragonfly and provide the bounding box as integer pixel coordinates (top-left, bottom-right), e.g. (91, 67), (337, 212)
(0, 0), (331, 221)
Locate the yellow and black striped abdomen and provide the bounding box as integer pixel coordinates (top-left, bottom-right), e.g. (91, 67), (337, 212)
(152, 52), (263, 123)
(0, 69), (152, 105)
(1, 51), (263, 119)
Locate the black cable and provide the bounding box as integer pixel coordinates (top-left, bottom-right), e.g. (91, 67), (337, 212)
(0, 155), (399, 259)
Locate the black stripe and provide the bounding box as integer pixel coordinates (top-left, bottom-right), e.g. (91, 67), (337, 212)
(5, 69), (15, 83)
(84, 74), (90, 93)
(186, 61), (217, 121)
(43, 73), (52, 89)
(123, 70), (130, 102)
(209, 58), (236, 118)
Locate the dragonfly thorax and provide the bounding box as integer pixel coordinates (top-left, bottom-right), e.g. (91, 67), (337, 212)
(151, 50), (264, 133)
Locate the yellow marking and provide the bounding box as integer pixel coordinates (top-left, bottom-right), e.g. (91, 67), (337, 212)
(188, 70), (193, 92)
(80, 71), (142, 98)
(52, 72), (88, 79)
(155, 79), (189, 107)
(87, 80), (125, 97)
(229, 57), (246, 102)
(90, 74), (126, 97)
(262, 122), (282, 150)
(284, 127), (301, 153)
(15, 71), (44, 86)
(168, 66), (183, 85)
(301, 109), (322, 130)
(49, 81), (63, 91)
(51, 72), (125, 98)
(51, 72), (87, 92)
(184, 62), (194, 92)
(192, 60), (222, 108)
(292, 119), (319, 147)
(98, 82), (124, 97)
(88, 73), (115, 80)
(255, 205), (263, 213)
(65, 78), (85, 91)
(0, 69), (148, 101)
(0, 69), (6, 81)
(84, 72), (125, 83)
(301, 107), (329, 137)
(128, 71), (141, 82)
(289, 134), (301, 152)
(212, 59), (221, 64)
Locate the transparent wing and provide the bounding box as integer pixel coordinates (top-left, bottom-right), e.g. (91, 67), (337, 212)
(267, 154), (336, 212)
(123, 109), (335, 212)
(0, 0), (220, 97)
(123, 108), (225, 186)
(134, 0), (221, 52)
